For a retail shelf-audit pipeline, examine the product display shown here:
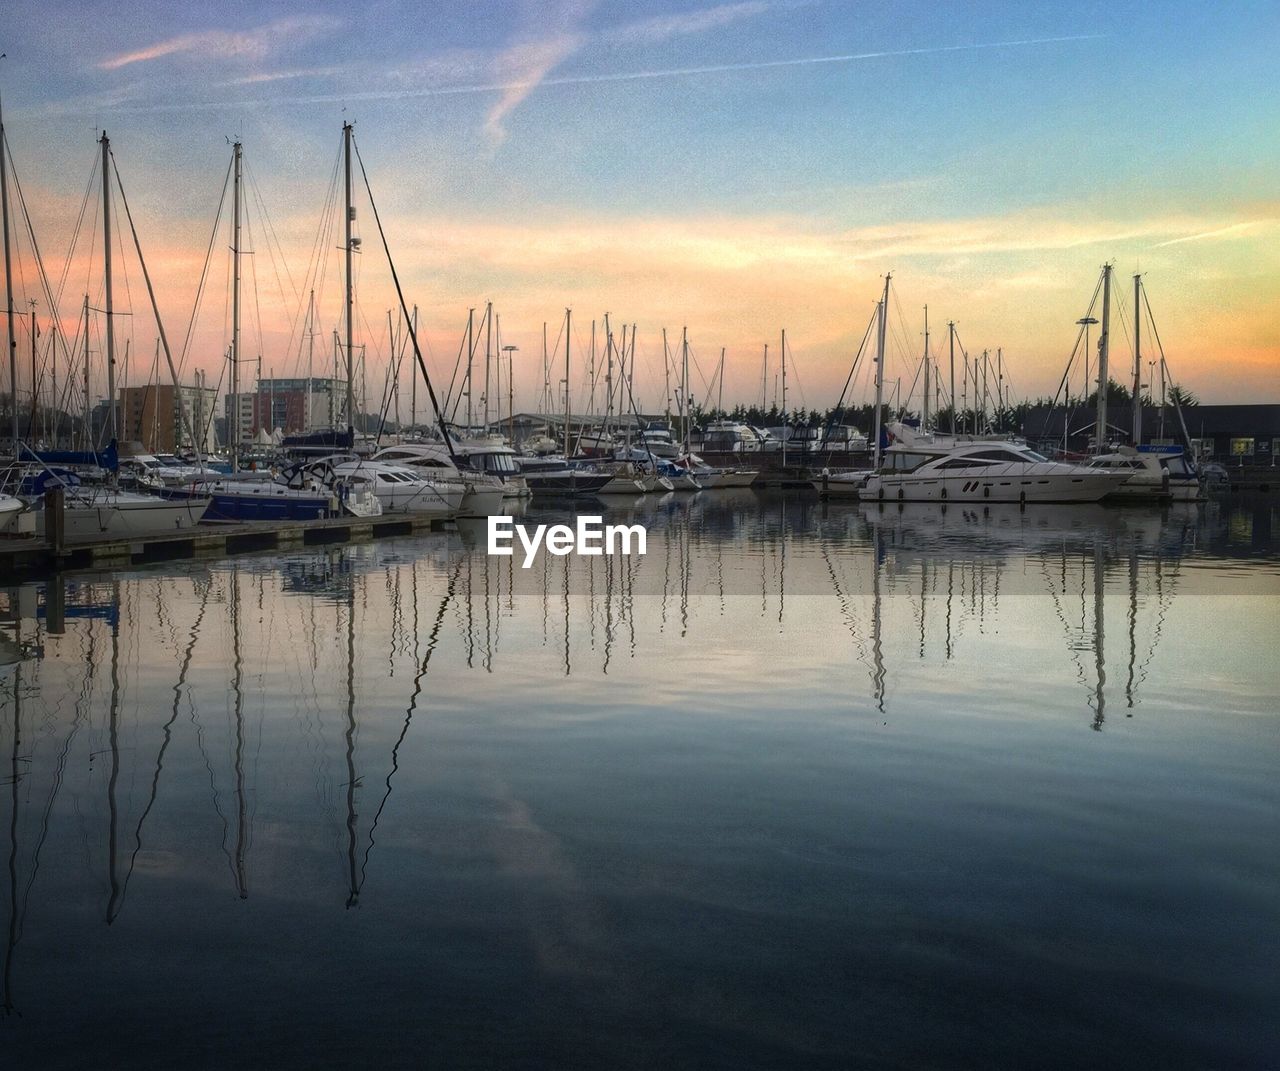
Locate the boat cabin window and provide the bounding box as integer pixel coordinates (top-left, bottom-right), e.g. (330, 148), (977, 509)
(936, 457), (997, 469)
(887, 451), (934, 472)
(1161, 456), (1192, 476)
(480, 453), (519, 475)
(970, 447), (1040, 462)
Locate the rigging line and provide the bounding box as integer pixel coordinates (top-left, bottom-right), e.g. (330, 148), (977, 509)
(820, 306), (879, 450)
(285, 141), (342, 376)
(245, 206), (266, 384)
(174, 154), (232, 385)
(50, 144), (99, 309)
(244, 157), (298, 305)
(107, 150), (204, 457)
(5, 136), (74, 384)
(350, 135), (457, 460)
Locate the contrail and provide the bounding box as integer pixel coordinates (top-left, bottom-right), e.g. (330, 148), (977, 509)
(86, 33), (1107, 114)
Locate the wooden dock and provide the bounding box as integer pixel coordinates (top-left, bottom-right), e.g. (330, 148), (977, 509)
(0, 513), (448, 578)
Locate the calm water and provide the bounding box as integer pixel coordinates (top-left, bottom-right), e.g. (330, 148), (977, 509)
(2, 491), (1277, 1069)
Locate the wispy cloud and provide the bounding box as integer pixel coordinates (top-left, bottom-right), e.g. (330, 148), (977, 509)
(215, 67), (344, 88)
(481, 0), (596, 145)
(98, 15), (342, 71)
(1150, 219), (1276, 248)
(485, 32), (585, 145)
(612, 2), (772, 46)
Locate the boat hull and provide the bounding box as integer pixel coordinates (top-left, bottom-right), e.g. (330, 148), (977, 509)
(160, 483), (337, 523)
(38, 493), (210, 538)
(860, 470), (1122, 504)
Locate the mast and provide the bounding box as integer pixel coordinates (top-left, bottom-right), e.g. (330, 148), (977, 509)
(997, 347), (1004, 417)
(29, 305), (36, 441)
(780, 328), (787, 467)
(0, 98), (15, 451)
(604, 313), (612, 428)
(465, 308), (474, 431)
(343, 122), (355, 439)
(717, 347), (725, 416)
(484, 301), (492, 432)
(662, 327), (670, 425)
(305, 289), (314, 433)
(83, 295), (90, 444)
(872, 273), (890, 468)
(410, 304), (418, 433)
(948, 321), (956, 434)
(1132, 272), (1142, 444)
(682, 326), (690, 456)
(1096, 262), (1112, 454)
(563, 307), (571, 455)
(921, 305), (930, 432)
(230, 140), (241, 472)
(101, 132), (117, 443)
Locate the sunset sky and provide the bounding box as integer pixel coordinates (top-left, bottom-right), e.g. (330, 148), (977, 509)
(1, 0), (1276, 417)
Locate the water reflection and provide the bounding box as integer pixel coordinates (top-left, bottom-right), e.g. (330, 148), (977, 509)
(0, 491), (1276, 1057)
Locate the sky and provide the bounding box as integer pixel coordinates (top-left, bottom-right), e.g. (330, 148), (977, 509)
(1, 0), (1277, 417)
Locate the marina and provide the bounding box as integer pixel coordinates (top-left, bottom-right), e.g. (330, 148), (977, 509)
(1, 490), (1277, 1067)
(1, 1), (1277, 1066)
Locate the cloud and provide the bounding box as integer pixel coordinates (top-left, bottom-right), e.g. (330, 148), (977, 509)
(98, 15), (342, 71)
(485, 33), (585, 145)
(1150, 220), (1277, 248)
(612, 2), (772, 46)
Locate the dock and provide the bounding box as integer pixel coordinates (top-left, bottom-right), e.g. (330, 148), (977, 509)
(0, 513), (449, 578)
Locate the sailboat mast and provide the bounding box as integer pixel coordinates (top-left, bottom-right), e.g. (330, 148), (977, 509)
(922, 305), (930, 432)
(872, 273), (890, 468)
(83, 295), (90, 443)
(780, 328), (787, 467)
(1096, 263), (1112, 453)
(484, 301), (492, 432)
(682, 326), (690, 456)
(718, 347), (725, 416)
(410, 304), (418, 433)
(662, 328), (670, 425)
(101, 132), (117, 443)
(563, 308), (571, 455)
(305, 289), (314, 433)
(465, 308), (474, 430)
(1132, 272), (1142, 444)
(230, 140), (242, 472)
(0, 98), (16, 451)
(948, 321), (956, 434)
(343, 122), (356, 438)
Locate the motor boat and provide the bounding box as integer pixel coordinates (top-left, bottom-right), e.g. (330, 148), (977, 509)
(451, 438), (530, 499)
(812, 468), (875, 497)
(696, 420), (761, 453)
(371, 443), (507, 515)
(516, 456), (614, 496)
(638, 423), (681, 460)
(1087, 446), (1202, 502)
(858, 436), (1127, 504)
(330, 460), (463, 517)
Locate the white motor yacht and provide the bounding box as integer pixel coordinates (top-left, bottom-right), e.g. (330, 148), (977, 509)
(859, 436), (1126, 504)
(331, 460), (463, 517)
(371, 443), (506, 515)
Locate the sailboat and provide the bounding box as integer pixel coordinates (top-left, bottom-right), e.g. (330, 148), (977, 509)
(0, 123), (210, 535)
(158, 137), (378, 522)
(1079, 270), (1203, 502)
